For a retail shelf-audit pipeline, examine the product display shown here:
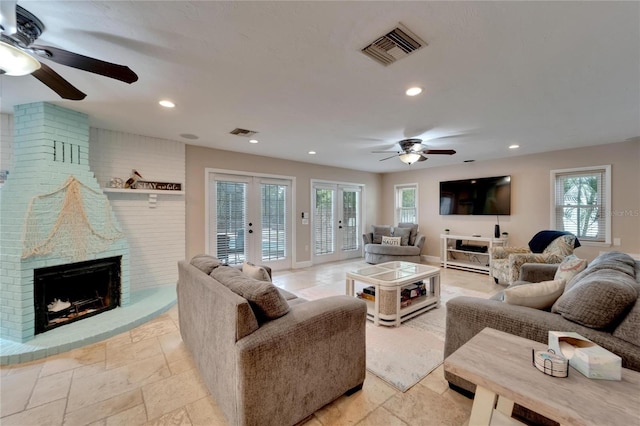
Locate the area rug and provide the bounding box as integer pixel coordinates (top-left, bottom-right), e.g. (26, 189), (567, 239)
(292, 284), (494, 392)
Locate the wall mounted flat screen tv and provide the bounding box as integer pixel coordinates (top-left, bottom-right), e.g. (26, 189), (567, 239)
(440, 175), (511, 215)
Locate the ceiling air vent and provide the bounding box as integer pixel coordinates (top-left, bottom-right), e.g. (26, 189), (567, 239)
(229, 128), (258, 137)
(361, 23), (426, 66)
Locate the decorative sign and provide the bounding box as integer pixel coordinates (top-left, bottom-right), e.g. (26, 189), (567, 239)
(132, 181), (182, 191)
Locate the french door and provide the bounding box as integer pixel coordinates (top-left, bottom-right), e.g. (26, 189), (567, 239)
(312, 182), (362, 264)
(208, 173), (292, 270)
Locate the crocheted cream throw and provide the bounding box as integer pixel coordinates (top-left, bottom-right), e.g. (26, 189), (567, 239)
(22, 176), (124, 261)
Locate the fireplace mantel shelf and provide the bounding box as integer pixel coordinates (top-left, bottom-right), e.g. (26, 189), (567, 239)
(102, 188), (185, 195)
(103, 188), (184, 208)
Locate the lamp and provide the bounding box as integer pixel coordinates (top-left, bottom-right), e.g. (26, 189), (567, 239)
(399, 152), (421, 165)
(0, 41), (40, 76)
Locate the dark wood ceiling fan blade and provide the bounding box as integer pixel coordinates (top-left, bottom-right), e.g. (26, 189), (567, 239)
(371, 150), (400, 154)
(379, 154), (399, 161)
(417, 155), (428, 162)
(31, 44), (138, 83)
(422, 149), (456, 155)
(31, 63), (86, 100)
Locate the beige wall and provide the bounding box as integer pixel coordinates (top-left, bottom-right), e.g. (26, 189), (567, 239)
(381, 140), (640, 262)
(185, 146), (382, 264)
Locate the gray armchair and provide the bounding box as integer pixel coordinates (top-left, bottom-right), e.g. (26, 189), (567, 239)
(363, 223), (425, 264)
(490, 231), (579, 285)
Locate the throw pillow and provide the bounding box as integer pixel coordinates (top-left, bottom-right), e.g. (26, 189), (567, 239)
(190, 254), (223, 275)
(371, 225), (392, 244)
(211, 266), (290, 322)
(554, 255), (587, 283)
(397, 223), (419, 246)
(503, 279), (566, 310)
(392, 227), (411, 246)
(552, 269), (638, 329)
(242, 261), (271, 282)
(381, 236), (401, 246)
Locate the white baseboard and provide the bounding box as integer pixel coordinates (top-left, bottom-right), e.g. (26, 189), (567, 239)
(422, 255), (440, 264)
(293, 260), (313, 269)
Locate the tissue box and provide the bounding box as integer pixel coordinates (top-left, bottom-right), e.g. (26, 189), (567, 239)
(548, 331), (621, 380)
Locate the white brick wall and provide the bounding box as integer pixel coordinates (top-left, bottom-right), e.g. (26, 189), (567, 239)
(89, 128), (185, 290)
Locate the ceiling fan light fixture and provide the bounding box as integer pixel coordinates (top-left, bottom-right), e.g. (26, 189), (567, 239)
(0, 40), (40, 76)
(399, 152), (421, 164)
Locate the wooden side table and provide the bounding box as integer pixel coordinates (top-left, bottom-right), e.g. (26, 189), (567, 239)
(444, 328), (640, 426)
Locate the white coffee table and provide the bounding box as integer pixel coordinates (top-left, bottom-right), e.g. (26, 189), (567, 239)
(345, 261), (440, 327)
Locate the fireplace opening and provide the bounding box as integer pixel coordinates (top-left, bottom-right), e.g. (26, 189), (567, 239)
(34, 257), (121, 334)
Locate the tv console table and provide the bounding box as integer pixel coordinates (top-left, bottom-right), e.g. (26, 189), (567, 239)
(440, 234), (507, 274)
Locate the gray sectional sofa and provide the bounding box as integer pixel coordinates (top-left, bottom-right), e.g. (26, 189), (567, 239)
(445, 251), (640, 396)
(177, 255), (367, 426)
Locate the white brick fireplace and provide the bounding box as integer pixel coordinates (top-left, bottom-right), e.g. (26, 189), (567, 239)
(0, 102), (130, 342)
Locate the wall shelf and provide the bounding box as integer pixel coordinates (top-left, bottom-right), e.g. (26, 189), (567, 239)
(102, 188), (185, 195)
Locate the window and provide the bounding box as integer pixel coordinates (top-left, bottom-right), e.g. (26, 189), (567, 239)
(395, 184), (418, 224)
(551, 165), (611, 244)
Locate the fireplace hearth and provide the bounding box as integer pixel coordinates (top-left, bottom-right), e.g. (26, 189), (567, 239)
(34, 257), (121, 334)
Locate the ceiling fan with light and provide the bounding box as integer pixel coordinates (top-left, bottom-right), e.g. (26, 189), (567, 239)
(372, 138), (456, 165)
(0, 1), (138, 100)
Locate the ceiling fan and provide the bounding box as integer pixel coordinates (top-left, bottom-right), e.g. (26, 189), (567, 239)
(372, 138), (456, 165)
(0, 1), (138, 100)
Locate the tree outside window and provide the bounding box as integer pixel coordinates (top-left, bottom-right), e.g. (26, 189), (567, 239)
(551, 165), (611, 244)
(396, 184), (417, 224)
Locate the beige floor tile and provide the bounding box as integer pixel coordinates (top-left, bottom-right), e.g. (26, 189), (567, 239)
(167, 354), (197, 376)
(184, 396), (227, 426)
(383, 382), (469, 426)
(158, 331), (190, 364)
(105, 336), (163, 370)
(63, 389), (143, 426)
(417, 364), (450, 395)
(104, 332), (133, 349)
(72, 361), (107, 380)
(313, 373), (397, 426)
(39, 343), (106, 378)
(67, 354), (169, 413)
(142, 369), (209, 421)
(105, 403), (147, 426)
(0, 366), (40, 417)
(0, 398), (66, 426)
(1, 358), (44, 378)
(145, 407), (192, 426)
(130, 319), (177, 343)
(356, 406), (408, 426)
(27, 369), (73, 409)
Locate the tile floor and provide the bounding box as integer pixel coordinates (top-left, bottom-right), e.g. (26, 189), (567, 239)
(0, 259), (502, 426)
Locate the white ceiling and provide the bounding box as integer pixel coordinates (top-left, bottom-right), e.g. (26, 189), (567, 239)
(1, 1), (639, 172)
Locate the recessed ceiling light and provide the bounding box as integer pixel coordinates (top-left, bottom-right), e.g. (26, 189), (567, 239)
(180, 133), (199, 140)
(159, 100), (175, 108)
(509, 144), (520, 149)
(308, 151), (316, 155)
(406, 87), (423, 96)
(249, 139), (259, 144)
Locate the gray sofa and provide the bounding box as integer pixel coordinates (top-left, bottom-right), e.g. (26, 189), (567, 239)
(445, 251), (640, 397)
(177, 255), (367, 426)
(363, 223), (425, 264)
